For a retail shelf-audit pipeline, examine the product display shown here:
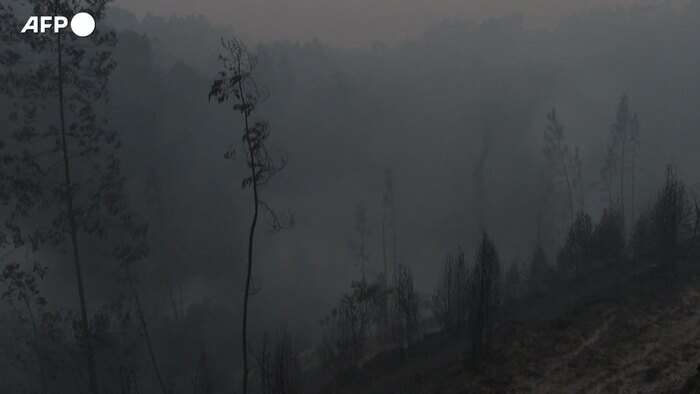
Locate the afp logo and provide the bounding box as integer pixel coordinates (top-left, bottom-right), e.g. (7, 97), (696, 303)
(21, 12), (96, 37)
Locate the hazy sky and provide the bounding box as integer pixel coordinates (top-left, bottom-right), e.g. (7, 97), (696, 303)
(115, 0), (649, 45)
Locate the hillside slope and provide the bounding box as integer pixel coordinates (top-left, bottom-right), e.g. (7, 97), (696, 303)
(324, 266), (700, 394)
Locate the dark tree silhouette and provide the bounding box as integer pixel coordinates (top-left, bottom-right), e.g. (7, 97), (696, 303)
(381, 169), (398, 331)
(648, 166), (694, 276)
(0, 1), (133, 392)
(320, 279), (383, 366)
(602, 94), (640, 234)
(591, 208), (625, 265)
(381, 169), (398, 284)
(543, 108), (583, 228)
(255, 330), (303, 394)
(209, 37), (286, 394)
(1, 261), (49, 394)
(433, 251), (469, 336)
(395, 264), (419, 359)
(469, 232), (500, 367)
(557, 211), (594, 278)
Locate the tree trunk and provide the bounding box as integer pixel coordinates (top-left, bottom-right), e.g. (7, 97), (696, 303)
(242, 167), (259, 394)
(56, 8), (99, 393)
(241, 79), (259, 394)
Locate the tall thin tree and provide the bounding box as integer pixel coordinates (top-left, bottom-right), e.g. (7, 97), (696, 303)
(543, 108), (582, 225)
(54, 2), (98, 391)
(602, 94), (640, 235)
(469, 232), (500, 367)
(1, 1), (124, 392)
(209, 38), (286, 394)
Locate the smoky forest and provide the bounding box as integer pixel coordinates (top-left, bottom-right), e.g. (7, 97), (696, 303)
(3, 0), (700, 393)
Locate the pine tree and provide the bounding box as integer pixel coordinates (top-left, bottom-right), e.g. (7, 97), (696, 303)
(649, 166), (693, 276)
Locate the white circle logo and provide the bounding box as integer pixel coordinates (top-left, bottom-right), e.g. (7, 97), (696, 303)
(70, 12), (95, 37)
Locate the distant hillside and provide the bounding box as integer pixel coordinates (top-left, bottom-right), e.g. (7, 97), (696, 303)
(321, 262), (700, 393)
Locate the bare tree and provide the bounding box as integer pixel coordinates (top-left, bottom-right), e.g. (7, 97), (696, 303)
(602, 94), (640, 235)
(209, 38), (287, 394)
(543, 108), (583, 227)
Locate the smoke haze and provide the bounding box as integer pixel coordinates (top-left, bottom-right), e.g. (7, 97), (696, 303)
(115, 0), (661, 45)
